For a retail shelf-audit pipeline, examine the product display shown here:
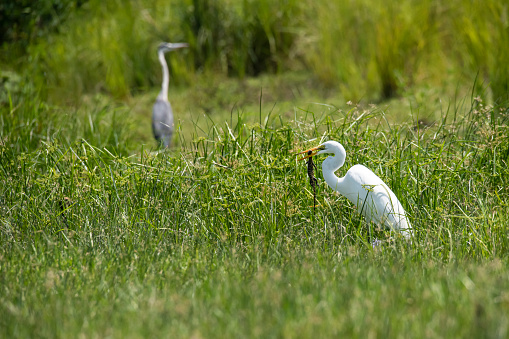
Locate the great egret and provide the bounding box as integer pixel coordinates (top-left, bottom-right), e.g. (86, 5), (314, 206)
(299, 140), (413, 238)
(152, 42), (188, 148)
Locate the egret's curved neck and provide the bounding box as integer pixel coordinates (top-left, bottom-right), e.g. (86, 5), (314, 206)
(322, 152), (346, 194)
(158, 50), (169, 101)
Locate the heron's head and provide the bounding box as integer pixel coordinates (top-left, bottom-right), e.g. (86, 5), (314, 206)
(158, 42), (189, 53)
(297, 141), (342, 161)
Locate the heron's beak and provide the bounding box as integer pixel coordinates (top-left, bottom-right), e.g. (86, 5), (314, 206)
(164, 43), (189, 51)
(297, 146), (320, 161)
(174, 43), (189, 49)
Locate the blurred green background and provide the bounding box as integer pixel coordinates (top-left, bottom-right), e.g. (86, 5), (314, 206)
(1, 0), (508, 151)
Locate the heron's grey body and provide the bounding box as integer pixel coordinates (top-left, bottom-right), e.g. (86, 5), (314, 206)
(152, 42), (188, 148)
(152, 96), (174, 147)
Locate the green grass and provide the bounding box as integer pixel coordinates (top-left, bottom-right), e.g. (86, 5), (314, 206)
(1, 1), (509, 337)
(1, 80), (509, 336)
(3, 245), (509, 337)
(4, 0), (506, 104)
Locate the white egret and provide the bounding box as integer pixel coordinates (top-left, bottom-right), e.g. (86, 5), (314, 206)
(299, 141), (413, 238)
(152, 42), (188, 148)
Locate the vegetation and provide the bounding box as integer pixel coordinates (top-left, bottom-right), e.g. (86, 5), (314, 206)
(2, 0), (507, 103)
(1, 0), (509, 338)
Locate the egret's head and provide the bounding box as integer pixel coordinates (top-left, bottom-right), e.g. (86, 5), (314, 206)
(297, 141), (342, 161)
(158, 42), (189, 53)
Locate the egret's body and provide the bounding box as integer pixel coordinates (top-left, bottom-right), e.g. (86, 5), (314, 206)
(300, 141), (412, 238)
(152, 42), (188, 148)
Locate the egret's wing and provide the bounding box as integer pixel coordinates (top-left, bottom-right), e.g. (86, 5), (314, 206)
(345, 165), (412, 236)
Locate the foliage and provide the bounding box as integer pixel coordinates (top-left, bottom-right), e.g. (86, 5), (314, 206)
(452, 0), (509, 103)
(178, 0), (299, 77)
(0, 0), (85, 64)
(5, 0), (506, 103)
(23, 0), (300, 100)
(1, 85), (509, 336)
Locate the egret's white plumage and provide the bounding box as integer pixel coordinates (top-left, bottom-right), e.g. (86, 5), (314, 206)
(299, 141), (412, 238)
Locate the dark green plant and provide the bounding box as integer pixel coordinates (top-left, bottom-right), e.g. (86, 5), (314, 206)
(0, 0), (85, 64)
(178, 0), (299, 77)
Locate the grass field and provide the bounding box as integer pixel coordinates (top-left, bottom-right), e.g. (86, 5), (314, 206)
(2, 0), (509, 338)
(2, 88), (509, 337)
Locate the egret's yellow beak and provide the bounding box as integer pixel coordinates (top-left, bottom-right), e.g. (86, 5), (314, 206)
(297, 146), (321, 161)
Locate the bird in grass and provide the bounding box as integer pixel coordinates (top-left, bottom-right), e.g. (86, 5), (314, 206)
(152, 42), (188, 148)
(298, 140), (413, 238)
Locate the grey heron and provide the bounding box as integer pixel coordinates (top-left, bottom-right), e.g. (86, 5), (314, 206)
(152, 42), (188, 148)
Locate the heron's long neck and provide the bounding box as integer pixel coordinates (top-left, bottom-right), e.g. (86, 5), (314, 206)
(158, 51), (169, 101)
(322, 155), (346, 195)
